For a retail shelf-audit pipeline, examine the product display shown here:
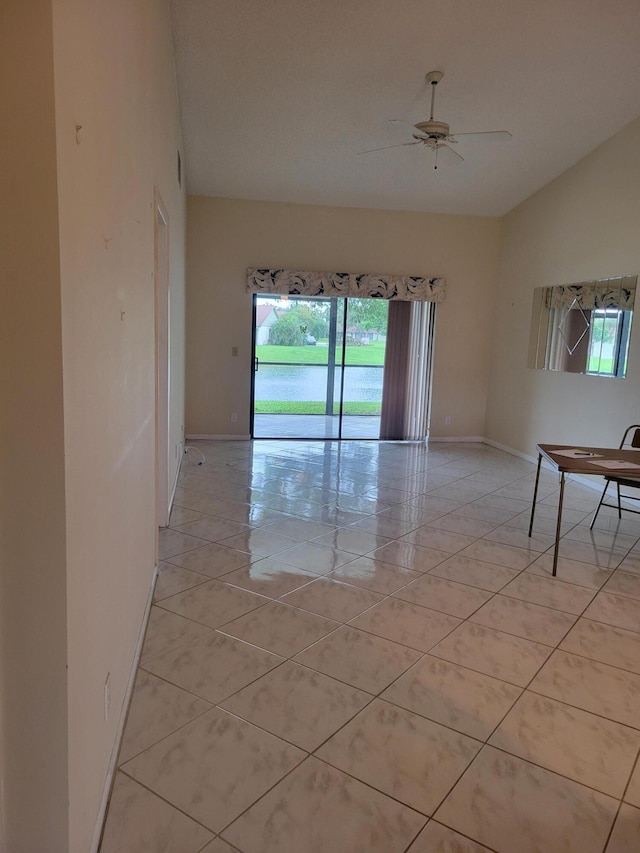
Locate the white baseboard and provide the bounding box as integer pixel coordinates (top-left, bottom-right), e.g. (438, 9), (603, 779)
(168, 449), (181, 517)
(186, 433), (252, 441)
(482, 437), (539, 465)
(90, 565), (158, 853)
(428, 435), (486, 443)
(191, 433), (482, 444)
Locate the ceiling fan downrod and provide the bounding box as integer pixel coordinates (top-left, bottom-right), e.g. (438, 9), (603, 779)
(426, 70), (444, 121)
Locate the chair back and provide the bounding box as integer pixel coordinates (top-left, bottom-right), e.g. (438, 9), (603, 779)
(620, 424), (640, 450)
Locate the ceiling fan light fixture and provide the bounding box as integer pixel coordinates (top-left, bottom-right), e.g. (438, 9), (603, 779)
(414, 120), (450, 138)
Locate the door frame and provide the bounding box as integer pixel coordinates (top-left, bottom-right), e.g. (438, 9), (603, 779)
(249, 297), (258, 438)
(154, 188), (170, 529)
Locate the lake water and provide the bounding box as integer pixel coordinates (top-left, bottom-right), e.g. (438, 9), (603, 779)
(255, 364), (383, 402)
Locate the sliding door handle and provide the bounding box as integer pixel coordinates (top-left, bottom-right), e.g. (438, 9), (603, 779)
(254, 356), (259, 372)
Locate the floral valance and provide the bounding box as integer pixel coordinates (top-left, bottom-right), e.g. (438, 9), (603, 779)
(247, 268), (446, 302)
(547, 275), (636, 310)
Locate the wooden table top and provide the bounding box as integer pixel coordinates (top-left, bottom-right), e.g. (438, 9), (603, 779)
(537, 444), (640, 477)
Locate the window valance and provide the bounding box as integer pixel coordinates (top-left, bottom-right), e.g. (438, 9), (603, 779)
(247, 268), (446, 302)
(546, 275), (636, 310)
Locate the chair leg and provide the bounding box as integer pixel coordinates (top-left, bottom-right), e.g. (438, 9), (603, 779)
(590, 482), (609, 530)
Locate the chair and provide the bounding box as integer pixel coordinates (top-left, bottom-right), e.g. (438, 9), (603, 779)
(590, 424), (640, 529)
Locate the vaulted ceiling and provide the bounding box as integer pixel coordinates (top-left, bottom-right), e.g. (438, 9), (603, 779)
(170, 0), (640, 216)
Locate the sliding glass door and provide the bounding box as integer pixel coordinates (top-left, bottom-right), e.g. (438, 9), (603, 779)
(251, 295), (388, 439)
(340, 299), (387, 439)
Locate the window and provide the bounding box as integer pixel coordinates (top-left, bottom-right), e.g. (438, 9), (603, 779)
(586, 308), (632, 377)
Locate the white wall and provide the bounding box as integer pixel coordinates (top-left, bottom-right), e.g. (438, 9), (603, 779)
(0, 3), (69, 849)
(0, 2), (186, 851)
(486, 117), (640, 455)
(186, 196), (501, 439)
(53, 1), (186, 848)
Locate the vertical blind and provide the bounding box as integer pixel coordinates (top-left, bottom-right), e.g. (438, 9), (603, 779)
(380, 301), (436, 441)
(404, 301), (436, 441)
(379, 301), (412, 440)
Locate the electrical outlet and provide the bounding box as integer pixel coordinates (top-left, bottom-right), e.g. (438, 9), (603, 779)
(445, 415), (451, 425)
(230, 413), (238, 423)
(104, 673), (111, 721)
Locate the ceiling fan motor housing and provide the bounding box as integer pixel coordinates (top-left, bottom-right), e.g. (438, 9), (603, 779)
(414, 120), (450, 139)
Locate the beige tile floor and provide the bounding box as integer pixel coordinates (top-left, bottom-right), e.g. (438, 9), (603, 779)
(99, 440), (640, 853)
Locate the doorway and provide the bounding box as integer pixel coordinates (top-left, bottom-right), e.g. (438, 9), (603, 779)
(251, 295), (388, 439)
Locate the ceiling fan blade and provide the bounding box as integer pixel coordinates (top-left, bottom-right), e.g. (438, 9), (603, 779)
(434, 143), (464, 165)
(448, 130), (512, 143)
(356, 141), (422, 155)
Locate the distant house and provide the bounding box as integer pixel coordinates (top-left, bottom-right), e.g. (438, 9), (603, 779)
(345, 325), (385, 344)
(255, 304), (279, 344)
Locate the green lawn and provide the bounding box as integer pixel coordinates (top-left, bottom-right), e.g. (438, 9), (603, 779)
(256, 340), (386, 366)
(255, 401), (382, 415)
(588, 356), (614, 374)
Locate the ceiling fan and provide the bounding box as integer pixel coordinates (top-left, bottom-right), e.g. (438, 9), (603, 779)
(360, 70), (512, 168)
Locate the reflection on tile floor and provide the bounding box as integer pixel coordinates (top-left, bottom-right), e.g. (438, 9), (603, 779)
(253, 413), (382, 439)
(100, 439), (640, 852)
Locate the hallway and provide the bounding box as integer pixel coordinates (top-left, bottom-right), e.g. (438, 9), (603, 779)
(100, 439), (640, 852)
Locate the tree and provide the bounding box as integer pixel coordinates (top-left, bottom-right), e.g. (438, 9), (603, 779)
(347, 298), (388, 334)
(270, 312), (303, 345)
(293, 303), (328, 339)
(269, 303), (328, 345)
(590, 311), (619, 345)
